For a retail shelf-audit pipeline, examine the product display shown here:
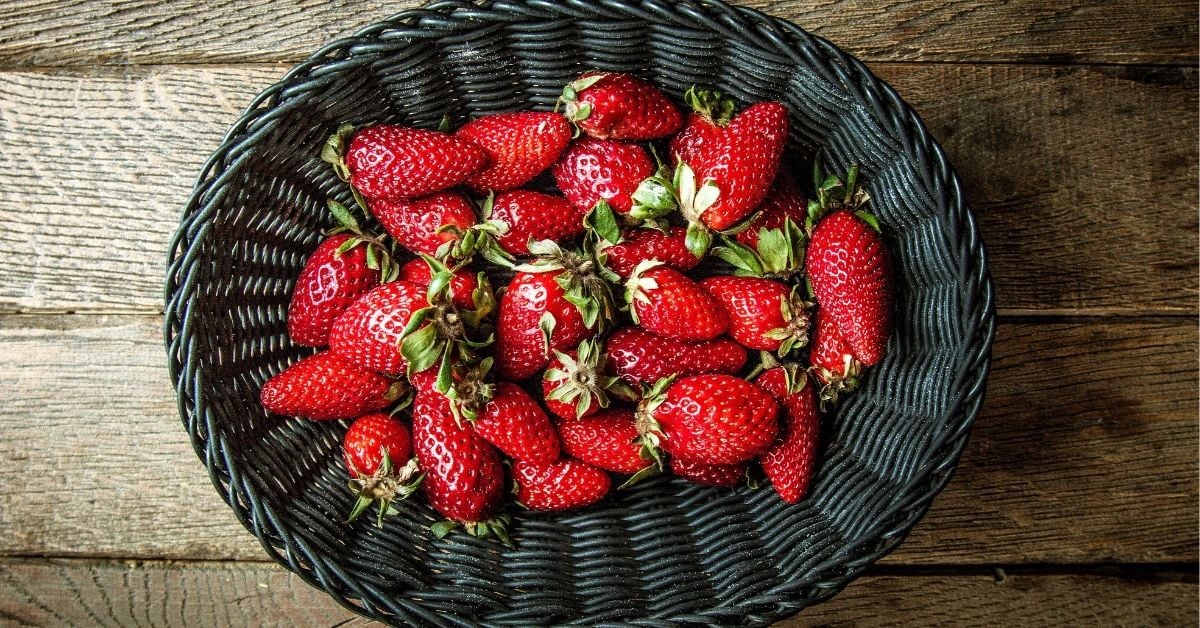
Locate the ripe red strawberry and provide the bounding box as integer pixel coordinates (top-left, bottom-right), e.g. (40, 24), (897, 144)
(806, 210), (893, 365)
(604, 327), (747, 386)
(260, 351), (402, 420)
(287, 234), (379, 347)
(557, 409), (649, 474)
(669, 458), (746, 488)
(637, 374), (778, 465)
(513, 458), (611, 511)
(412, 392), (508, 539)
(329, 280), (427, 376)
(598, 226), (701, 278)
(542, 337), (633, 420)
(488, 190), (587, 255)
(495, 243), (613, 380)
(336, 124), (486, 201)
(669, 113), (721, 167)
(755, 365), (820, 504)
(368, 191), (477, 257)
(399, 258), (480, 311)
(735, 169), (807, 249)
(408, 368), (439, 395)
(700, 276), (810, 354)
(559, 71), (682, 140)
(471, 382), (561, 463)
(625, 261), (728, 341)
(810, 307), (860, 405)
(552, 139), (655, 214)
(455, 111), (572, 192)
(343, 413), (412, 478)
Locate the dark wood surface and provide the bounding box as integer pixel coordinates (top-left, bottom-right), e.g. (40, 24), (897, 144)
(0, 0), (1195, 625)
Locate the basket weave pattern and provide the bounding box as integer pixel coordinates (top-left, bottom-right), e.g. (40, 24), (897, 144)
(164, 1), (995, 625)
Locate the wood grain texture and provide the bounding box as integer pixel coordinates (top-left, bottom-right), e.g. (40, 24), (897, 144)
(0, 64), (1194, 314)
(0, 559), (1194, 627)
(0, 316), (1194, 563)
(0, 0), (1194, 66)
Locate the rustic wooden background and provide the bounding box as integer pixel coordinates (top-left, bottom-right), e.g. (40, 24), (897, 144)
(0, 0), (1196, 625)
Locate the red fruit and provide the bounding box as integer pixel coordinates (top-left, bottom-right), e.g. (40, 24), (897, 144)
(343, 413), (412, 478)
(755, 366), (820, 504)
(408, 368), (439, 395)
(669, 458), (746, 488)
(669, 113), (721, 166)
(637, 374), (778, 465)
(287, 234), (379, 347)
(806, 210), (893, 365)
(399, 258), (479, 311)
(560, 71), (682, 140)
(625, 261), (727, 341)
(513, 458), (612, 512)
(329, 280), (427, 376)
(455, 111), (572, 192)
(599, 226), (700, 279)
(489, 190), (586, 255)
(344, 125), (486, 200)
(541, 337), (630, 420)
(558, 409), (649, 474)
(677, 101), (790, 231)
(604, 327), (747, 386)
(700, 276), (810, 353)
(735, 169), (807, 249)
(412, 392), (505, 525)
(552, 139), (655, 214)
(471, 382), (561, 464)
(260, 352), (400, 420)
(810, 307), (861, 404)
(368, 192), (477, 257)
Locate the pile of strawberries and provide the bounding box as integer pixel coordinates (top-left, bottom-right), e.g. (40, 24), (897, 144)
(259, 71), (894, 544)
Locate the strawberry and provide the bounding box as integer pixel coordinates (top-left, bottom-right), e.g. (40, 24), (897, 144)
(735, 168), (806, 249)
(329, 280), (428, 376)
(486, 190), (587, 255)
(559, 71), (682, 140)
(755, 363), (820, 504)
(636, 374), (778, 465)
(542, 337), (634, 420)
(325, 123), (486, 201)
(399, 258), (480, 311)
(412, 392), (509, 542)
(625, 260), (727, 341)
(454, 111), (572, 192)
(557, 409), (649, 474)
(287, 234), (379, 347)
(669, 458), (746, 488)
(495, 242), (614, 380)
(343, 413), (422, 526)
(260, 351), (404, 420)
(598, 226), (701, 279)
(513, 458), (611, 511)
(552, 139), (655, 215)
(470, 382), (561, 464)
(604, 327), (747, 386)
(669, 113), (722, 167)
(368, 191), (477, 257)
(810, 307), (860, 406)
(699, 276), (810, 355)
(806, 208), (893, 366)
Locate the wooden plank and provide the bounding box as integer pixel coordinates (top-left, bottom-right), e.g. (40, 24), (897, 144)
(0, 64), (1194, 314)
(0, 316), (1194, 563)
(0, 0), (1194, 66)
(0, 559), (1194, 626)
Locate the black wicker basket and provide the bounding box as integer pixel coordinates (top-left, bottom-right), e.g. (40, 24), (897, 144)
(164, 1), (995, 625)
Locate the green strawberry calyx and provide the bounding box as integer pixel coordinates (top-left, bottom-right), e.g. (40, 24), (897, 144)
(321, 122), (355, 182)
(683, 86), (735, 127)
(346, 450), (424, 528)
(806, 161), (874, 233)
(430, 512), (514, 548)
(623, 259), (665, 325)
(632, 374), (677, 470)
(435, 192), (516, 268)
(812, 352), (861, 409)
(711, 216), (807, 279)
(515, 240), (617, 332)
(545, 338), (638, 419)
(327, 199), (402, 283)
(759, 288), (814, 357)
(557, 73), (607, 124)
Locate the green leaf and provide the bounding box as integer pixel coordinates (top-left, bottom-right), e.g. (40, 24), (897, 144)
(757, 228), (789, 273)
(435, 348), (454, 395)
(844, 162), (859, 204)
(327, 199), (359, 232)
(586, 201), (622, 245)
(346, 495), (373, 523)
(569, 74), (605, 93)
(399, 322), (437, 363)
(437, 114), (452, 133)
(430, 520), (458, 539)
(684, 221), (712, 258)
(397, 307), (432, 342)
(561, 85), (578, 102)
(334, 237), (361, 257)
(538, 312), (556, 353)
(855, 210), (882, 233)
(365, 244), (380, 270)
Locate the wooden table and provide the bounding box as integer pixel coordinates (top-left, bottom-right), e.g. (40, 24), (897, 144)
(1, 1), (1196, 625)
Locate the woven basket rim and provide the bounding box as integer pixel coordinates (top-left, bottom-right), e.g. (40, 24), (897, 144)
(164, 1), (997, 624)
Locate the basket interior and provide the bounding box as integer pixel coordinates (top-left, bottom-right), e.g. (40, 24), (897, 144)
(172, 3), (984, 625)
